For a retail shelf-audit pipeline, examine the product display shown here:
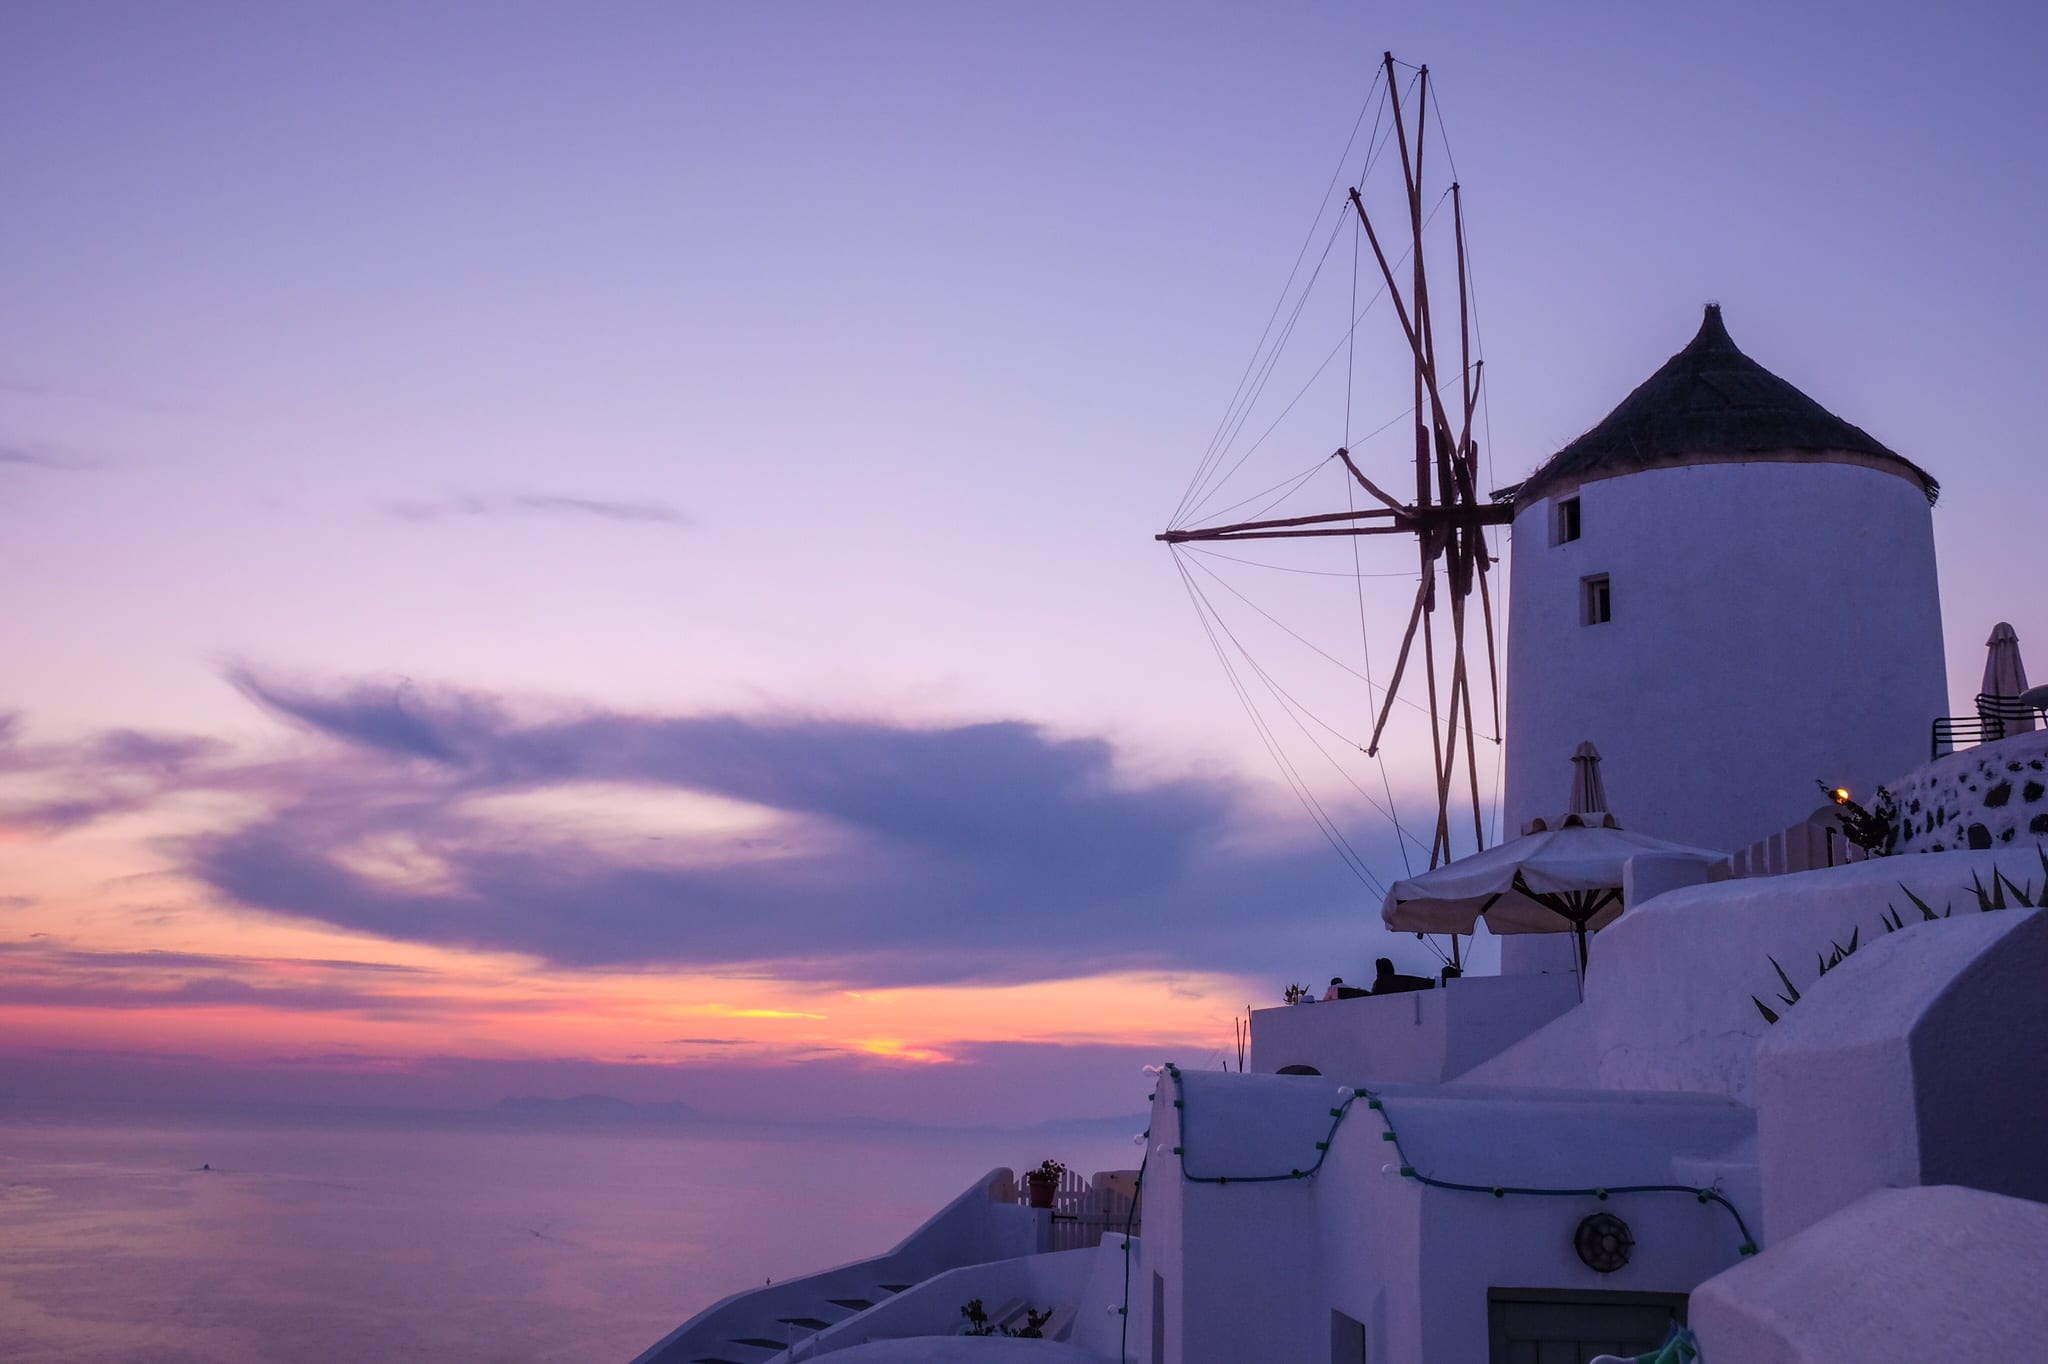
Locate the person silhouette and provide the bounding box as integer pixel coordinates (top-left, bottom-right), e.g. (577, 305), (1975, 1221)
(1372, 958), (1432, 994)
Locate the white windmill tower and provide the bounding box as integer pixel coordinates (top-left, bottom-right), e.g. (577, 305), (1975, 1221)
(1499, 304), (1945, 866)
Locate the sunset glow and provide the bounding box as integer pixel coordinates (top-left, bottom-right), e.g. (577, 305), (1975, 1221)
(3, 2), (2041, 1139)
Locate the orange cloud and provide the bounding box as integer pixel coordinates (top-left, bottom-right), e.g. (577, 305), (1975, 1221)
(851, 1038), (956, 1064)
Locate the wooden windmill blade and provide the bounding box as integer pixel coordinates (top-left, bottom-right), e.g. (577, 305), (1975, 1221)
(1446, 179), (1505, 747)
(1159, 53), (1505, 873)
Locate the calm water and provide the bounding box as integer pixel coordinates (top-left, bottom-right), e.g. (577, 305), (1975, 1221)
(0, 1111), (1136, 1363)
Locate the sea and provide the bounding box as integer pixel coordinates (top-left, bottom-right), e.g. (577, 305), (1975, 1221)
(0, 1107), (1139, 1363)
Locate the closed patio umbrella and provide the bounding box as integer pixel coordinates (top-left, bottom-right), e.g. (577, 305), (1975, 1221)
(1381, 818), (1723, 976)
(1569, 741), (1608, 817)
(1979, 623), (2034, 736)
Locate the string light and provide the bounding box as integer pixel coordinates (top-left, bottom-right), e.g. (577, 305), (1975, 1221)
(1118, 1062), (1757, 1357)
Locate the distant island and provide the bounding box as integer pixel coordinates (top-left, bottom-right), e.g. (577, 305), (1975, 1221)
(490, 1094), (701, 1125)
(483, 1094), (1141, 1138)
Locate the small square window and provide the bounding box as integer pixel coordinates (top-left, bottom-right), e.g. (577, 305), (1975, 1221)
(1583, 574), (1611, 625)
(1557, 496), (1582, 544)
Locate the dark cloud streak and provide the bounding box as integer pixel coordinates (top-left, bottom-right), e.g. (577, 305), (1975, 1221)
(195, 672), (1383, 986)
(0, 442), (97, 472)
(0, 940), (427, 976)
(381, 492), (688, 526)
(9, 673), (1405, 991)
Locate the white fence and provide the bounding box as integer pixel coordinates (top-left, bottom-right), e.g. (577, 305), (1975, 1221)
(993, 1168), (1141, 1253)
(1712, 806), (1868, 881)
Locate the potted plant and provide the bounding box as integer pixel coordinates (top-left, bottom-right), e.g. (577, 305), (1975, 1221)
(1025, 1158), (1065, 1208)
(1818, 779), (1899, 856)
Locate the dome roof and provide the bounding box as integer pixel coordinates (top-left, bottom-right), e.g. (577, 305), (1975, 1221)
(1508, 305), (1938, 506)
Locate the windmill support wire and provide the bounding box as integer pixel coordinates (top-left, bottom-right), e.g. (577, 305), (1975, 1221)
(1421, 574), (1450, 866)
(1177, 545), (1429, 865)
(1365, 580), (1430, 755)
(1172, 551), (1390, 897)
(1161, 53), (1502, 959)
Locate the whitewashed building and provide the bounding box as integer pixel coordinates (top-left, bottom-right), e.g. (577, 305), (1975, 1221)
(629, 312), (2048, 1364)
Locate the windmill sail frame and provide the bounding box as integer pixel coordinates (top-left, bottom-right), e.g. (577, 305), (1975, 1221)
(1161, 53), (1507, 889)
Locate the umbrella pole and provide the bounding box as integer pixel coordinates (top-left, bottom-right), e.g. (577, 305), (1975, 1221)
(1574, 922), (1589, 999)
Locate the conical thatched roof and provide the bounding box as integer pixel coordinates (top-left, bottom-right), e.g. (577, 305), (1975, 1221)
(1509, 305), (1938, 506)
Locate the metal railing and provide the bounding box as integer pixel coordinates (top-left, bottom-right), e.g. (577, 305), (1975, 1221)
(1931, 694), (2045, 760)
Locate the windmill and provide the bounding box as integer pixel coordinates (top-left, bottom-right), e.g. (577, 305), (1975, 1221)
(1160, 53), (1510, 890)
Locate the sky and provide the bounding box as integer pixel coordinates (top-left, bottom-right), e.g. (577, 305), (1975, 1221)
(2, 1), (2044, 1124)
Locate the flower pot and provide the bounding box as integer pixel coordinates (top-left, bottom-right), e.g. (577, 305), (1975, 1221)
(1026, 1175), (1058, 1209)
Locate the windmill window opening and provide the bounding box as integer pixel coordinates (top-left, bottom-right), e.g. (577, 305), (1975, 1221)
(1556, 497), (1582, 544)
(1583, 574), (1612, 626)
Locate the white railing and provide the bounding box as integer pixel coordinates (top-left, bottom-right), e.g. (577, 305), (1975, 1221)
(629, 1168), (1039, 1364)
(997, 1168), (1141, 1252)
(1712, 807), (1867, 881)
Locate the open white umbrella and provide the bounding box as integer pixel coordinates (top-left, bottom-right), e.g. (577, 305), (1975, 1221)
(1979, 623), (2034, 737)
(1381, 816), (1723, 975)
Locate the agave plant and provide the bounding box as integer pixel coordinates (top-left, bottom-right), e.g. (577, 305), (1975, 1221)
(1969, 850), (2043, 910)
(1817, 779), (1900, 856)
(1752, 847), (2044, 1024)
(1752, 929), (1859, 1024)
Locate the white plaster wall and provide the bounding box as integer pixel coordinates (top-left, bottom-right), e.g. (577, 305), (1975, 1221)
(1457, 849), (2045, 1104)
(1503, 459), (1944, 856)
(1148, 1072), (1336, 1364)
(1136, 1089), (1179, 1364)
(1439, 975), (1584, 1076)
(1453, 1004), (1601, 1090)
(634, 1170), (1040, 1364)
(1691, 1186), (2048, 1364)
(1499, 931), (1581, 975)
(1318, 1081), (1753, 1351)
(1251, 992), (1443, 1081)
(1316, 1135), (1426, 1362)
(793, 1244), (1107, 1358)
(1247, 974), (1578, 1082)
(1416, 1187), (1733, 1361)
(1150, 1072), (1755, 1364)
(1756, 907), (2048, 1241)
(1063, 1232), (1141, 1362)
(1177, 1177), (1319, 1363)
(1317, 1085), (1753, 1363)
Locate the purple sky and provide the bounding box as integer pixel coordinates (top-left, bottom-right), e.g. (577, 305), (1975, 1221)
(2, 2), (2043, 1120)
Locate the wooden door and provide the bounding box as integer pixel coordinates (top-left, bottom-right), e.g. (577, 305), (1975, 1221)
(1486, 1288), (1687, 1364)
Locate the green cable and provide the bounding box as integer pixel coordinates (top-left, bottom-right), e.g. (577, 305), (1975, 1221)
(1113, 1066), (1752, 1357)
(1157, 1062), (1758, 1254)
(1115, 1151), (1146, 1363)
